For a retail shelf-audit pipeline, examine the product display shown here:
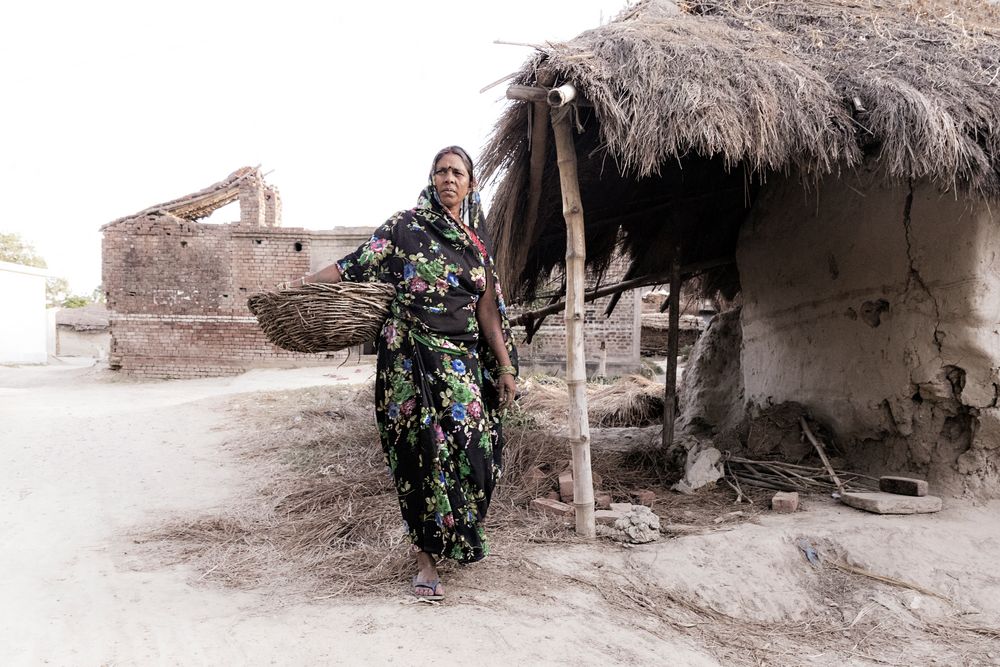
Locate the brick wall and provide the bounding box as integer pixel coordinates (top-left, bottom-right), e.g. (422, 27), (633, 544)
(102, 191), (640, 379)
(308, 226), (375, 273)
(511, 258), (641, 376)
(103, 210), (374, 379)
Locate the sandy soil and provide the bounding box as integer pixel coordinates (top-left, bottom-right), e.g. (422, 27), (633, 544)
(2, 360), (999, 666)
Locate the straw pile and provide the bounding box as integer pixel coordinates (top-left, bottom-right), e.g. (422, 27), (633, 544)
(247, 282), (395, 353)
(518, 374), (664, 427)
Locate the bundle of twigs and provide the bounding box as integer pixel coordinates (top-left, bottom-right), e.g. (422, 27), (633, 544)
(248, 282), (395, 353)
(724, 456), (878, 495)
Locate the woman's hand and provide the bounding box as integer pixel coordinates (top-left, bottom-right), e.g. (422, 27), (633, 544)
(497, 373), (517, 410)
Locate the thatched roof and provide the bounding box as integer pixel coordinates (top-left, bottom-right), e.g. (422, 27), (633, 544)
(56, 304), (109, 331)
(482, 0), (1000, 299)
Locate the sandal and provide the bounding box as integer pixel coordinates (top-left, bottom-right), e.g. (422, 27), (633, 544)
(412, 575), (445, 601)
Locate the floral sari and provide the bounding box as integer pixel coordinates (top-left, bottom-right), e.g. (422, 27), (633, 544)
(336, 185), (518, 563)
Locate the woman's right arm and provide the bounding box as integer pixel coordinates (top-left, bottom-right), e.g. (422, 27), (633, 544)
(285, 263), (341, 288)
(279, 213), (401, 289)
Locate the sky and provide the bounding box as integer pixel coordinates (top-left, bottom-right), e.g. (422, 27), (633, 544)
(0, 0), (628, 296)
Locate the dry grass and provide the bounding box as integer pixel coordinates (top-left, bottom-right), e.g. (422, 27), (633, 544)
(518, 374), (664, 427)
(134, 375), (1000, 665)
(137, 376), (682, 598)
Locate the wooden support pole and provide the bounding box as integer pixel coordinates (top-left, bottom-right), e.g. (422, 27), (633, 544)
(551, 103), (596, 538)
(522, 97), (549, 267)
(663, 246), (682, 453)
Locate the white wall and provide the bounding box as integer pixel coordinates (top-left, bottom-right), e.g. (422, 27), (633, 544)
(738, 169), (1000, 495)
(56, 328), (110, 358)
(0, 261), (50, 364)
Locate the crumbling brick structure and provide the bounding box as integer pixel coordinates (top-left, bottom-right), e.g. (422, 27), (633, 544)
(102, 168), (373, 378)
(102, 167), (640, 378)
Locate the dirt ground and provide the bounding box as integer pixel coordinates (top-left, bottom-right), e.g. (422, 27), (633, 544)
(2, 360), (999, 666)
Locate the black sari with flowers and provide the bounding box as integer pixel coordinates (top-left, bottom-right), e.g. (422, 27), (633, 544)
(336, 187), (518, 563)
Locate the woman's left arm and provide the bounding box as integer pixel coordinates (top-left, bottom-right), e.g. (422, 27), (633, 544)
(477, 273), (517, 410)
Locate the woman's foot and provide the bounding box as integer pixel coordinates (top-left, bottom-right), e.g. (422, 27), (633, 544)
(412, 550), (444, 599)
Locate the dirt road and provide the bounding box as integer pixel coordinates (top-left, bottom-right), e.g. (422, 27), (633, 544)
(3, 360), (998, 666)
(0, 361), (710, 666)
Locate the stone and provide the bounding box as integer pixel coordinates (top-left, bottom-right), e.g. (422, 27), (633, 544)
(558, 471), (574, 503)
(610, 502), (634, 513)
(878, 476), (928, 497)
(632, 489), (656, 506)
(545, 491), (560, 501)
(596, 505), (661, 544)
(672, 445), (723, 494)
(595, 492), (612, 509)
(771, 491), (799, 513)
(591, 471), (603, 489)
(594, 509), (625, 526)
(530, 497), (574, 517)
(840, 491), (942, 515)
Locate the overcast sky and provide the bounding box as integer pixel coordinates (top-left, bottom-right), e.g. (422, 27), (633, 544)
(0, 0), (627, 295)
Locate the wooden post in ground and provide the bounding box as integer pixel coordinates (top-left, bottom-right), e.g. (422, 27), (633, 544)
(663, 246), (682, 453)
(550, 101), (596, 538)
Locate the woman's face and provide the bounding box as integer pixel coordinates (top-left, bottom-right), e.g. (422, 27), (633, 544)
(432, 153), (472, 212)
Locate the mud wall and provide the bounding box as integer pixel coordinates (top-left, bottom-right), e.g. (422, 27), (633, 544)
(678, 307), (744, 439)
(738, 169), (1000, 495)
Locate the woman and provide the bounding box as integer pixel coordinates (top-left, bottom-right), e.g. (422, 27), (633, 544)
(288, 146), (518, 601)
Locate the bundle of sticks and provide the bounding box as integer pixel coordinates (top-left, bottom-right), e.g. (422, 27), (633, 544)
(724, 456), (879, 494)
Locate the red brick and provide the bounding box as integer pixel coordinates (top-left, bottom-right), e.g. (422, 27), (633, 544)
(530, 498), (574, 517)
(878, 476), (928, 497)
(595, 509), (625, 526)
(632, 489), (656, 506)
(771, 491), (799, 513)
(559, 471), (574, 503)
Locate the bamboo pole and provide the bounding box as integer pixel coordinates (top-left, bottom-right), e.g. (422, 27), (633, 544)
(662, 246), (682, 452)
(550, 101), (596, 538)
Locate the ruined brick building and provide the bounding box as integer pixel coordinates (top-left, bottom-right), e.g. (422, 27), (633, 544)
(101, 168), (371, 378)
(102, 167), (640, 379)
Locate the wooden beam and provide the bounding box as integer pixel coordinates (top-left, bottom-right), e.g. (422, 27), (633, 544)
(506, 84), (549, 103)
(510, 257), (735, 326)
(510, 70), (555, 300)
(662, 247), (682, 453)
(505, 83), (594, 107)
(551, 105), (596, 538)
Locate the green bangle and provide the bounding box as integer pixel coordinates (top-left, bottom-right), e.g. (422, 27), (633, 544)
(497, 364), (517, 377)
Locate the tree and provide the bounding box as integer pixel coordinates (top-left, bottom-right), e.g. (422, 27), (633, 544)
(46, 277), (71, 307)
(0, 232), (47, 268)
(0, 231), (83, 307)
(61, 295), (91, 308)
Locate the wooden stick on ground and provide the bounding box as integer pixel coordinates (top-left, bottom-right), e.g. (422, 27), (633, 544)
(800, 416), (845, 494)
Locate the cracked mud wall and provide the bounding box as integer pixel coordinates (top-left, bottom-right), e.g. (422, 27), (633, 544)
(738, 169), (1000, 496)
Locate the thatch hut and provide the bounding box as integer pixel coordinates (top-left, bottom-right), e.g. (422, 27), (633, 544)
(482, 0), (1000, 496)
